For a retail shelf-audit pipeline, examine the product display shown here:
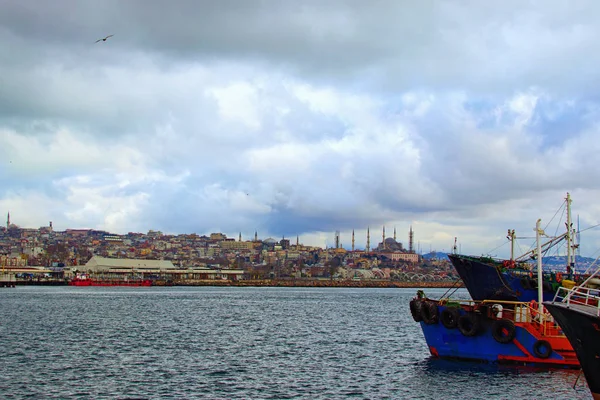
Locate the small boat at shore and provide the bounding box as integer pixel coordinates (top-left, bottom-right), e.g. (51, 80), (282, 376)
(545, 268), (600, 399)
(69, 273), (152, 287)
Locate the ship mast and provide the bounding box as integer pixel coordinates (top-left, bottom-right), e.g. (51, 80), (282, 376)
(507, 229), (516, 261)
(536, 219), (545, 315)
(516, 193), (574, 265)
(577, 215), (581, 257)
(566, 192), (573, 273)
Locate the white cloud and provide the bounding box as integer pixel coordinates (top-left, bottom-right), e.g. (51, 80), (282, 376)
(206, 82), (262, 130)
(60, 178), (150, 233)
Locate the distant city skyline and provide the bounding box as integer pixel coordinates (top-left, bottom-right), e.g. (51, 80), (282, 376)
(2, 2), (600, 260)
(5, 210), (597, 260)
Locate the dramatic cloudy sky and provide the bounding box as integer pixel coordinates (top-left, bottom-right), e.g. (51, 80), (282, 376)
(2, 0), (600, 257)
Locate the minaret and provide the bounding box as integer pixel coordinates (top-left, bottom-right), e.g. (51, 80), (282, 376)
(6, 211), (10, 229)
(351, 229), (355, 253)
(409, 226), (414, 253)
(366, 227), (370, 252)
(254, 231), (258, 242)
(394, 227), (396, 242)
(296, 235), (299, 248)
(239, 232), (242, 242)
(382, 226), (385, 250)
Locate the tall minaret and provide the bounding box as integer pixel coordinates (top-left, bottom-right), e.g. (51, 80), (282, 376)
(254, 230), (258, 242)
(6, 211), (10, 229)
(239, 232), (242, 242)
(382, 226), (386, 250)
(366, 227), (370, 252)
(394, 226), (397, 242)
(296, 235), (299, 248)
(351, 229), (355, 253)
(409, 226), (414, 253)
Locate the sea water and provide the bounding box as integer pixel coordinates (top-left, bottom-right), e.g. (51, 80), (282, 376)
(0, 286), (592, 399)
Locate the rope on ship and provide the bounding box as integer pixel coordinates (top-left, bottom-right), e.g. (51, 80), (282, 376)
(573, 371), (583, 389)
(493, 262), (516, 295)
(439, 278), (463, 300)
(520, 276), (532, 290)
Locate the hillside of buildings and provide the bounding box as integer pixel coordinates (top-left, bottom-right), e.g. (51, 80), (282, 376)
(0, 221), (458, 283)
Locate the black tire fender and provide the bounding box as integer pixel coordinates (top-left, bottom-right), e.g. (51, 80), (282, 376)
(491, 319), (516, 344)
(420, 301), (439, 325)
(410, 299), (423, 323)
(440, 307), (460, 329)
(457, 313), (480, 336)
(533, 339), (552, 359)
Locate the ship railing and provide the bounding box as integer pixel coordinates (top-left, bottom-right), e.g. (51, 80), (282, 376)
(478, 299), (563, 337)
(552, 285), (600, 317)
(432, 297), (561, 334)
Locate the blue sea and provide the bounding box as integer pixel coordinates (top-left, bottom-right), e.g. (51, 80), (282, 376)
(0, 287), (592, 399)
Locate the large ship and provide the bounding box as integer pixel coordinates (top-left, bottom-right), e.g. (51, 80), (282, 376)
(411, 218), (580, 368)
(450, 193), (582, 303)
(69, 273), (152, 287)
(448, 254), (567, 302)
(545, 273), (600, 399)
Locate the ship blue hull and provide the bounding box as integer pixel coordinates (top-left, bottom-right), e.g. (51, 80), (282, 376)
(411, 298), (578, 368)
(448, 254), (556, 302)
(421, 319), (564, 365)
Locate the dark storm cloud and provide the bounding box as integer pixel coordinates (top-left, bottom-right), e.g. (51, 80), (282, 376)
(3, 1), (600, 95)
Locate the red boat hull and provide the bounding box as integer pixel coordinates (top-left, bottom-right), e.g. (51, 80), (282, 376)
(69, 278), (152, 287)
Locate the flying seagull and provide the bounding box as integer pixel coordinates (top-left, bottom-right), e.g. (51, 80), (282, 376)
(95, 34), (114, 43)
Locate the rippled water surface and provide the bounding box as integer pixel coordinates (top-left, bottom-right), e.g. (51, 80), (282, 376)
(0, 286), (592, 399)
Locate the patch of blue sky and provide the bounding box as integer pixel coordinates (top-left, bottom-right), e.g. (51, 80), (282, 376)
(463, 98), (503, 130)
(528, 98), (596, 148)
(0, 178), (62, 199)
